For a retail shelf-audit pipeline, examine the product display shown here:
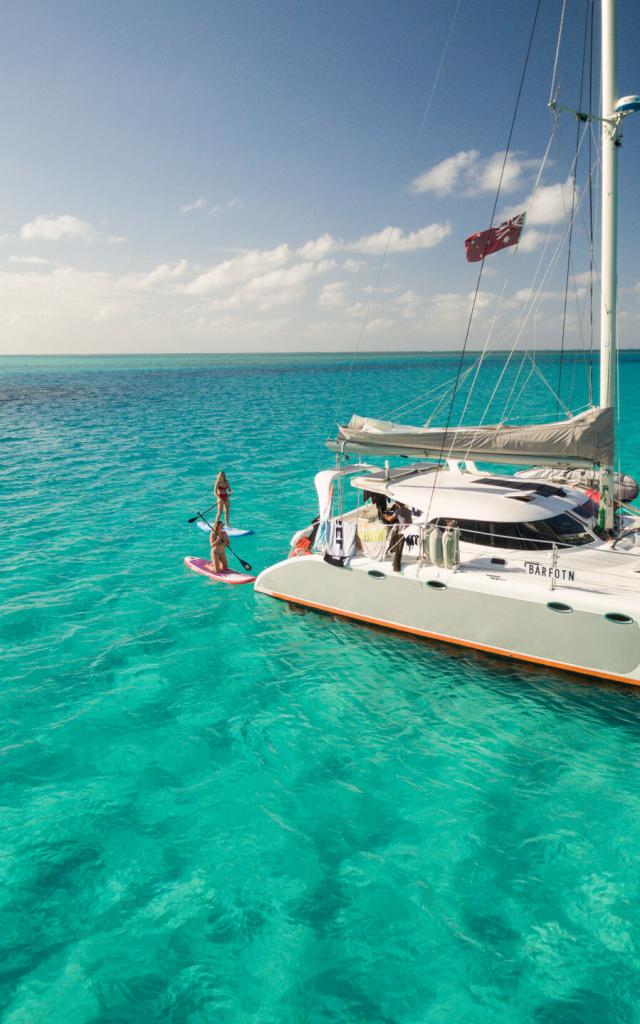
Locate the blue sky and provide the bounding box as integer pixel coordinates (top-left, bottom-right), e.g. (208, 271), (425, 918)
(1, 0), (639, 353)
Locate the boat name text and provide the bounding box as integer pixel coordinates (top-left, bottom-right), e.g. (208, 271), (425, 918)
(524, 561), (576, 582)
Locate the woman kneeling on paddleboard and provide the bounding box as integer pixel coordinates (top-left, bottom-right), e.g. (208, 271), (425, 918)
(214, 470), (232, 527)
(209, 519), (229, 572)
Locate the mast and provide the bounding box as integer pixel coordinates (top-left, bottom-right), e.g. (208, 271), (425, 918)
(599, 0), (618, 530)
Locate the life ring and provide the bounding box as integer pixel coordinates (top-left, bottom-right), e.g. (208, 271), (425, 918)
(288, 536), (313, 558)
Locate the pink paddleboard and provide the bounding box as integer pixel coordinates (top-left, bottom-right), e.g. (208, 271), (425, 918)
(184, 556), (255, 585)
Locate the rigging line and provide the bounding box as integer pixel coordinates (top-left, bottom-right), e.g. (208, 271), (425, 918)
(452, 121), (557, 442)
(451, 120), (558, 438)
(471, 176), (592, 437)
(551, 140), (601, 408)
(501, 351), (530, 422)
(556, 0), (591, 416)
(452, 122), (560, 449)
(423, 361), (481, 426)
(453, 276), (513, 438)
(587, 0), (596, 406)
(549, 0), (568, 105)
(567, 242), (593, 406)
(329, 0), (463, 435)
(489, 124), (593, 361)
(382, 355), (480, 422)
(489, 100), (589, 368)
(424, 0), (543, 514)
(449, 128), (558, 443)
(386, 363), (481, 429)
(467, 200), (576, 437)
(503, 361), (536, 422)
(519, 119), (592, 311)
(525, 351), (574, 417)
(532, 132), (597, 409)
(616, 339), (621, 487)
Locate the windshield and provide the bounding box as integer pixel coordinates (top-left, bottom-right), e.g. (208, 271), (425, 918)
(433, 513), (594, 550)
(573, 497), (598, 521)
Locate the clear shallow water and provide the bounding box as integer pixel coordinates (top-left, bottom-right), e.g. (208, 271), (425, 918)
(3, 352), (640, 1023)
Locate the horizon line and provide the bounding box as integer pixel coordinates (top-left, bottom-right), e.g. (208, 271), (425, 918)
(1, 348), (638, 358)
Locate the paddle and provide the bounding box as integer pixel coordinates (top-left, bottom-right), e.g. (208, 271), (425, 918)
(187, 503), (218, 524)
(197, 513), (253, 573)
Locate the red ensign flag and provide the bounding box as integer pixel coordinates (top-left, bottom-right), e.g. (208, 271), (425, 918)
(465, 213), (525, 262)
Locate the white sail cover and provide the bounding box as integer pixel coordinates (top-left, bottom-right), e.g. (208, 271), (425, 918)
(332, 406), (613, 467)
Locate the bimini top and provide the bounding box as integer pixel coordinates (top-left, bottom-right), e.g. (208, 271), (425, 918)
(350, 465), (592, 523)
(331, 405), (614, 468)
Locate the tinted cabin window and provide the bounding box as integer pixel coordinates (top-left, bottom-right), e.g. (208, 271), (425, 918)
(431, 514), (593, 550)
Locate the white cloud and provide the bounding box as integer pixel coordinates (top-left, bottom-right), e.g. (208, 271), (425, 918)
(573, 271), (597, 286)
(243, 260), (332, 296)
(298, 234), (336, 259)
(107, 235), (128, 245)
(412, 150), (540, 198)
(503, 176), (576, 229)
(298, 224), (450, 260)
(342, 258), (366, 272)
(424, 289), (493, 326)
(515, 286), (586, 303)
(207, 198), (243, 219)
(189, 255), (335, 315)
(20, 214), (97, 242)
(474, 152), (539, 195)
(235, 259), (335, 312)
(516, 228), (549, 253)
(318, 281), (347, 309)
(126, 259), (189, 291)
(9, 254), (52, 265)
(0, 217), (473, 352)
(345, 301), (366, 317)
(366, 317), (395, 332)
(394, 290), (422, 319)
(524, 177), (576, 226)
(348, 223), (451, 255)
(184, 244), (291, 295)
(411, 150), (480, 196)
(181, 196), (243, 218)
(180, 197), (208, 214)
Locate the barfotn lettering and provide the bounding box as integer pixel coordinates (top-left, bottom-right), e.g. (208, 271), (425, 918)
(524, 561), (576, 583)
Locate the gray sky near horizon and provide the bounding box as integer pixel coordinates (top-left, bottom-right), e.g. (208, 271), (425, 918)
(1, 0), (639, 355)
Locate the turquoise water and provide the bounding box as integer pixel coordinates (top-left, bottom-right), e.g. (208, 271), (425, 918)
(3, 351), (640, 1023)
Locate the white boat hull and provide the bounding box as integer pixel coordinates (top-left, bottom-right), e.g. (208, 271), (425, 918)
(255, 554), (640, 687)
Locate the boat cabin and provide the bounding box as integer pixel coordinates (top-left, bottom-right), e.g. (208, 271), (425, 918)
(348, 462), (599, 555)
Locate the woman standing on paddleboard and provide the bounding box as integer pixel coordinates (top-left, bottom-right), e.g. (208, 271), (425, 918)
(214, 470), (232, 527)
(209, 519), (229, 572)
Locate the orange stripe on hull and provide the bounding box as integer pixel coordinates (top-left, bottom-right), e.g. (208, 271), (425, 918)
(266, 590), (640, 689)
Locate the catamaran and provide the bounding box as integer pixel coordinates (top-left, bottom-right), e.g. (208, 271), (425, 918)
(255, 0), (640, 687)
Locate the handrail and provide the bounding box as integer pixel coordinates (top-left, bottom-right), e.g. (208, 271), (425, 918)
(425, 520), (594, 550)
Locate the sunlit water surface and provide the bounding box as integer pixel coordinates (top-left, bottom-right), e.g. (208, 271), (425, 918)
(2, 352), (640, 1023)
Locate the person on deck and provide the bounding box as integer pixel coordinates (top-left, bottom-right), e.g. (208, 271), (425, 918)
(382, 502), (412, 525)
(382, 503), (412, 571)
(214, 471), (233, 527)
(363, 490), (388, 518)
(209, 518), (229, 572)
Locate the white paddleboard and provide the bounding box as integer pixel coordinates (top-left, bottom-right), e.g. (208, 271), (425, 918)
(184, 557), (255, 584)
(196, 521), (253, 537)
